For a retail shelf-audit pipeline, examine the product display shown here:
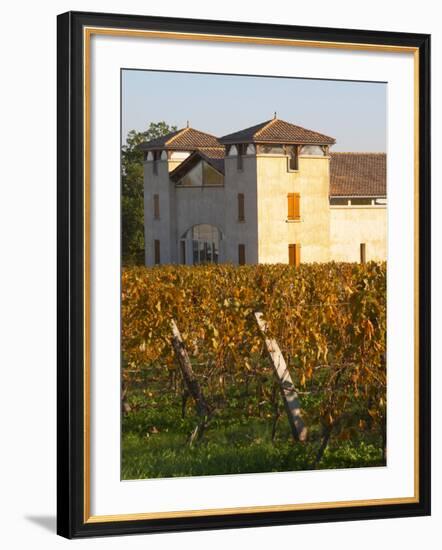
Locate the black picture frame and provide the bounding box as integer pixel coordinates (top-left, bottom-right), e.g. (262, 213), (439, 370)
(57, 10), (431, 539)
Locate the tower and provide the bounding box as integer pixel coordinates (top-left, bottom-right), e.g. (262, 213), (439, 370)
(219, 117), (335, 265)
(139, 127), (224, 265)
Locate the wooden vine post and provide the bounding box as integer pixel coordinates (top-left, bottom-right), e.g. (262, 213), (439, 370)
(171, 319), (209, 444)
(255, 312), (307, 442)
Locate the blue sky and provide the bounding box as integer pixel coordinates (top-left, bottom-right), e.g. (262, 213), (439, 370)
(122, 69), (386, 152)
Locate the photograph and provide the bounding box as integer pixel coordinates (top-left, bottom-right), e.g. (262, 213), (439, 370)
(54, 8), (431, 539)
(120, 69), (388, 480)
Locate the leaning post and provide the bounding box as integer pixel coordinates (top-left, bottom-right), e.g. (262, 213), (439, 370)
(171, 319), (209, 443)
(255, 312), (307, 442)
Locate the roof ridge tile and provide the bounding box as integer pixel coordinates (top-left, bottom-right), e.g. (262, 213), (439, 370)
(165, 127), (188, 145)
(254, 118), (278, 137)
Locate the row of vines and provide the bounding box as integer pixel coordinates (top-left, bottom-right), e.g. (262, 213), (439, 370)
(122, 262), (386, 469)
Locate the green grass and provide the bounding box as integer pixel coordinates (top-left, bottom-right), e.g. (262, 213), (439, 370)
(122, 386), (385, 480)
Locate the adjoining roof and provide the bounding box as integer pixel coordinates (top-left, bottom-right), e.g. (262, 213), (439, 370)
(197, 147), (225, 160)
(139, 127), (223, 151)
(170, 150), (225, 183)
(219, 117), (336, 145)
(330, 153), (386, 197)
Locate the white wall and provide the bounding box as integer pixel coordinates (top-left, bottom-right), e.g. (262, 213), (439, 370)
(224, 155), (259, 264)
(330, 206), (387, 261)
(0, 1), (440, 550)
(256, 154), (331, 263)
(175, 184), (227, 260)
(144, 160), (176, 264)
(146, 158), (229, 264)
(147, 155), (259, 265)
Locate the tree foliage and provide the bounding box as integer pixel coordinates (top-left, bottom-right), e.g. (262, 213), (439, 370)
(122, 122), (177, 265)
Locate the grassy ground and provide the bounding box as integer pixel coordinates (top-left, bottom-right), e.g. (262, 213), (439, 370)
(122, 384), (384, 480)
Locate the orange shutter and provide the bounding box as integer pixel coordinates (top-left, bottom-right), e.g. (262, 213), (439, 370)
(294, 193), (300, 219)
(295, 244), (301, 266)
(289, 244), (295, 265)
(289, 244), (301, 267)
(287, 193), (294, 220)
(288, 193), (300, 220)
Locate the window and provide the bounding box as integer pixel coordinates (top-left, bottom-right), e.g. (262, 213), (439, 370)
(153, 152), (158, 175)
(300, 145), (324, 156)
(202, 162), (223, 186)
(330, 197), (378, 206)
(288, 243), (301, 267)
(259, 144), (285, 155)
(178, 162), (224, 187)
(190, 224), (220, 265)
(154, 240), (161, 264)
(153, 194), (160, 219)
(238, 193), (245, 221)
(288, 146), (299, 171)
(238, 244), (246, 265)
(287, 193), (300, 220)
(360, 243), (366, 264)
(330, 198), (349, 206)
(350, 198), (374, 206)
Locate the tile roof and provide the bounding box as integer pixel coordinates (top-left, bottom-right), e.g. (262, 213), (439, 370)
(139, 122), (384, 197)
(139, 127), (223, 151)
(198, 147), (225, 159)
(330, 153), (386, 197)
(219, 117), (335, 145)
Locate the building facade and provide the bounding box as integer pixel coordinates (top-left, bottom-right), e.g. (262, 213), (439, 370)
(140, 117), (386, 266)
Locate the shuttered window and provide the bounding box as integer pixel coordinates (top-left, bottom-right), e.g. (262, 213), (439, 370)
(154, 240), (160, 265)
(153, 194), (160, 219)
(238, 244), (246, 265)
(360, 243), (366, 264)
(288, 243), (301, 267)
(238, 193), (245, 221)
(287, 193), (300, 220)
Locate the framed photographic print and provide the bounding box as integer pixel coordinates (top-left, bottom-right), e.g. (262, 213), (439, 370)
(57, 10), (431, 538)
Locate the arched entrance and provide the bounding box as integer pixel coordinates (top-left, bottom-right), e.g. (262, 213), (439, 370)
(181, 224), (222, 265)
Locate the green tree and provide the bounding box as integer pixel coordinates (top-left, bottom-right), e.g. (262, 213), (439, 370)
(122, 122), (178, 265)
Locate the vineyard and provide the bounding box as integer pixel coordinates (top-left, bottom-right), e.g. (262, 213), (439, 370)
(121, 262), (386, 479)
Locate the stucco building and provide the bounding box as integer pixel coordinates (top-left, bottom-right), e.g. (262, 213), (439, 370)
(140, 117), (386, 266)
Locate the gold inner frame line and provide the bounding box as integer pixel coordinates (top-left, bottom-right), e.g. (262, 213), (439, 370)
(83, 26), (420, 524)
